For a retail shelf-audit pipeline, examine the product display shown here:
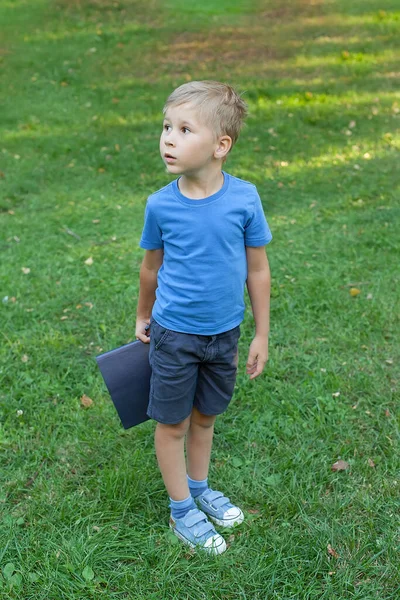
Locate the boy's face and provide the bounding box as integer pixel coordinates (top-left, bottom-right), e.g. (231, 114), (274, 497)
(160, 103), (222, 176)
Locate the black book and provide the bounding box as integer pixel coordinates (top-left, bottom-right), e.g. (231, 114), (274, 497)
(96, 340), (151, 429)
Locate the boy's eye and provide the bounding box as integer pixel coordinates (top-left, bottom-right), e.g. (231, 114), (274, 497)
(163, 124), (171, 131)
(182, 127), (190, 134)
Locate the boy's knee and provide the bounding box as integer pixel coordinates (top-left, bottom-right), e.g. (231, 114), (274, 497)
(156, 417), (190, 439)
(190, 409), (216, 429)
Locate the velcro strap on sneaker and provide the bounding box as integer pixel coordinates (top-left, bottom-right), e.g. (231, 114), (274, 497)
(183, 509), (215, 538)
(184, 509), (208, 528)
(195, 520), (215, 538)
(202, 490), (230, 509)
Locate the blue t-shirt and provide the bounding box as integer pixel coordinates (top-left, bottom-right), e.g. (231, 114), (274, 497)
(139, 172), (272, 335)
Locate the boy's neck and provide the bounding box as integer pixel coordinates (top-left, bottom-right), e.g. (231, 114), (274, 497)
(178, 168), (225, 200)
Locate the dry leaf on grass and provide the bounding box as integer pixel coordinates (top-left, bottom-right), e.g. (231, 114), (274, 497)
(331, 460), (349, 472)
(350, 287), (361, 296)
(81, 394), (93, 408)
(327, 544), (340, 558)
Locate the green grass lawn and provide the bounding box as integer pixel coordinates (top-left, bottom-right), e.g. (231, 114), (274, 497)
(1, 0), (399, 597)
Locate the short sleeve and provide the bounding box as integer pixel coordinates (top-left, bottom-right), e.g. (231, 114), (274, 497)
(244, 192), (272, 247)
(139, 200), (163, 250)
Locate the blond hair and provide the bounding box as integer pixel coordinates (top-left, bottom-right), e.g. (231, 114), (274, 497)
(163, 80), (248, 147)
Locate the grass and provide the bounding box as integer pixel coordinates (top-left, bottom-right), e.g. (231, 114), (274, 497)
(0, 0), (399, 597)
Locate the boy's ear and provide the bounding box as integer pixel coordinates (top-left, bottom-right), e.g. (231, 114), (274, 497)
(214, 135), (232, 159)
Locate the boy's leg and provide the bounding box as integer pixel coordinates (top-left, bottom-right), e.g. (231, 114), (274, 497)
(154, 416), (191, 500)
(187, 327), (244, 527)
(186, 406), (244, 527)
(155, 413), (226, 554)
(186, 406), (216, 481)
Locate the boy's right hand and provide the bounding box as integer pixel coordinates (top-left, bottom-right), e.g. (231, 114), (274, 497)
(135, 319), (151, 344)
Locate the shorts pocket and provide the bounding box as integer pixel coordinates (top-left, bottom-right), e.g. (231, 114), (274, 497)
(152, 319), (172, 351)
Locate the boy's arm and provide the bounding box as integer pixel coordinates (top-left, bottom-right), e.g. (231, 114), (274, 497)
(245, 246), (271, 379)
(135, 249), (164, 343)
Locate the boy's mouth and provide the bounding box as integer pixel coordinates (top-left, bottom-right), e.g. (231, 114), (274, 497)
(164, 153), (177, 162)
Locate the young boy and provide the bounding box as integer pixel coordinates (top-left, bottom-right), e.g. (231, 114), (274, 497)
(135, 81), (272, 554)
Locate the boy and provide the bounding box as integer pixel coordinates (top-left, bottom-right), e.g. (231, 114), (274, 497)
(135, 81), (272, 554)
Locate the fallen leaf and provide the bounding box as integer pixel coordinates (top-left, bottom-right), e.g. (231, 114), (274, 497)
(21, 355), (29, 363)
(331, 460), (349, 472)
(350, 287), (361, 296)
(81, 394), (93, 408)
(332, 391), (340, 398)
(385, 409), (390, 417)
(98, 167), (105, 173)
(92, 219), (100, 224)
(327, 544), (340, 558)
(368, 458), (375, 468)
(22, 267), (31, 274)
(84, 257), (93, 266)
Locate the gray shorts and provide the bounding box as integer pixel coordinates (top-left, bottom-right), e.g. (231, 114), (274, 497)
(147, 316), (241, 424)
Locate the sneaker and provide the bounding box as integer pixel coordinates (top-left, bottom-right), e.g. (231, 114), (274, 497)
(169, 508), (226, 554)
(195, 489), (244, 527)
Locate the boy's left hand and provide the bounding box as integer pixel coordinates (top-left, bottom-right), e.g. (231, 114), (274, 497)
(246, 335), (269, 380)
